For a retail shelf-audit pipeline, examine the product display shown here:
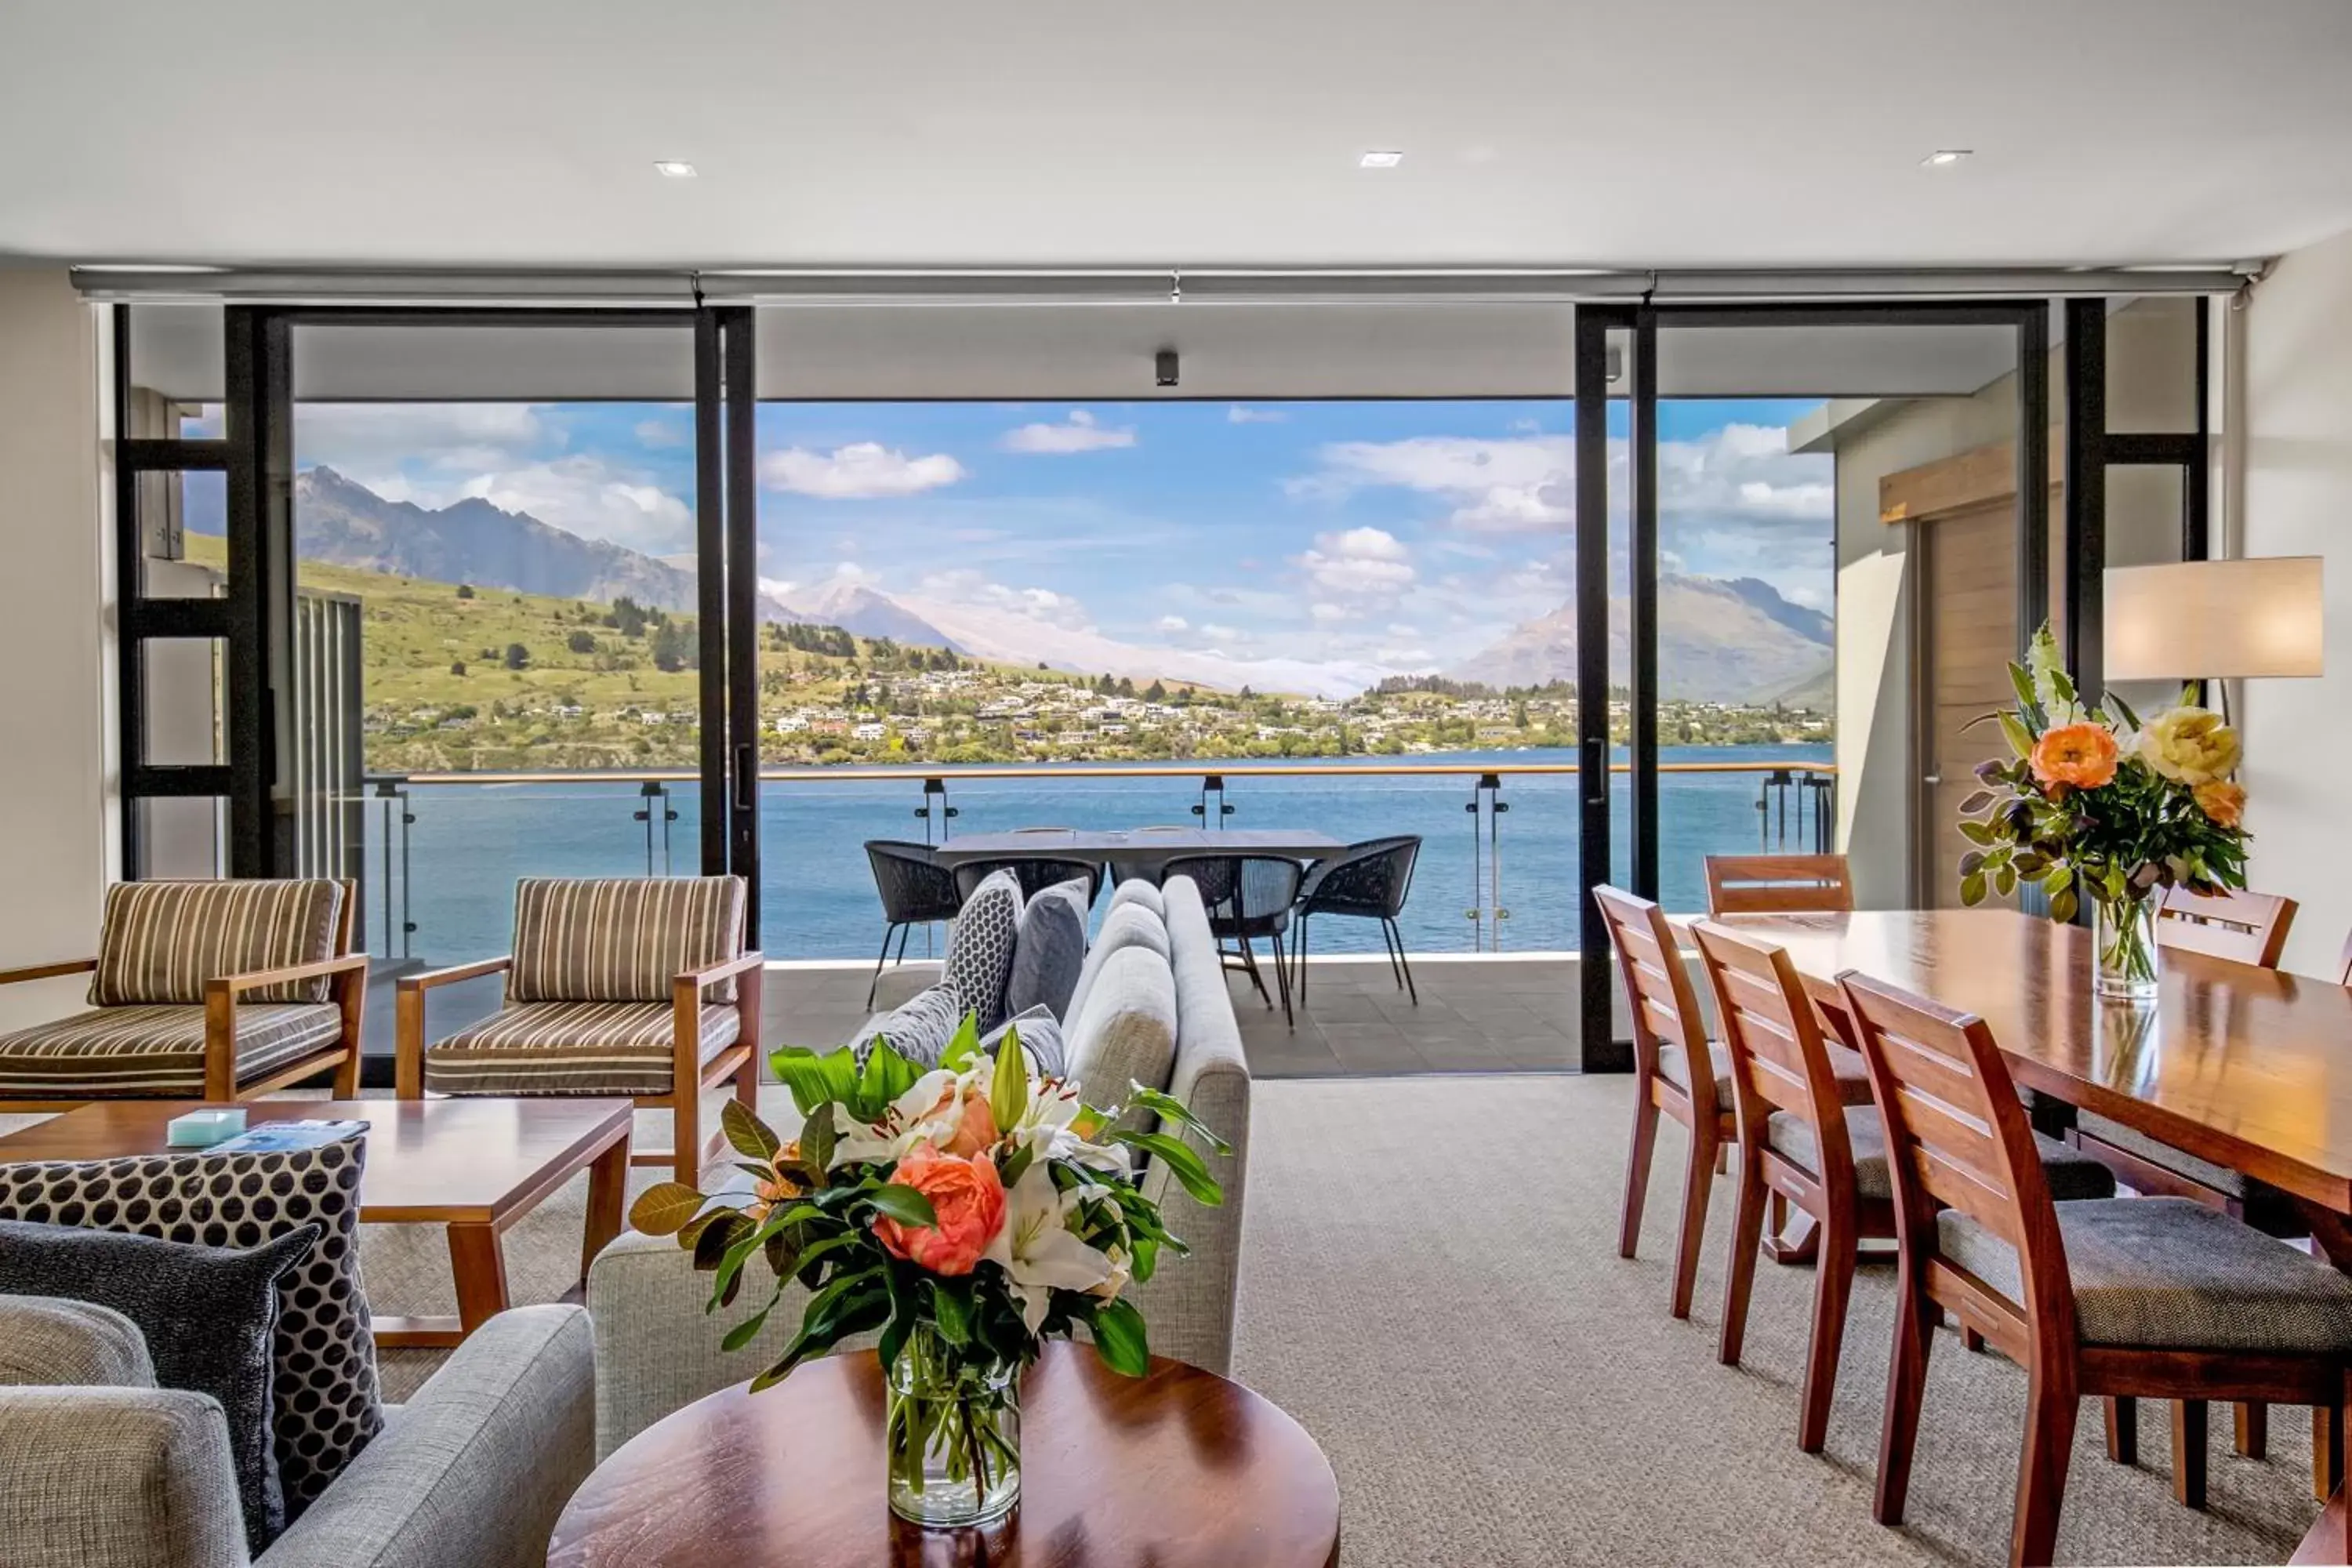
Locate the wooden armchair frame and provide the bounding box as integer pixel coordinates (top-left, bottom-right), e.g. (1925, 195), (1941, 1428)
(0, 880), (365, 1112)
(397, 949), (763, 1185)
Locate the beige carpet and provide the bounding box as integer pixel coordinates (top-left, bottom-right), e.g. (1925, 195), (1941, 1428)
(7, 1080), (2326, 1564)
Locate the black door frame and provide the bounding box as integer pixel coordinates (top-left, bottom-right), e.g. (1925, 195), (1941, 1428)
(1575, 299), (2056, 1069)
(169, 306), (753, 906)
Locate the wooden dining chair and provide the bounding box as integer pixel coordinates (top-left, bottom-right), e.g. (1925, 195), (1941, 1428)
(1596, 886), (1731, 1320)
(2154, 884), (2300, 968)
(1704, 853), (1855, 916)
(1839, 969), (2352, 1568)
(1693, 917), (1895, 1453)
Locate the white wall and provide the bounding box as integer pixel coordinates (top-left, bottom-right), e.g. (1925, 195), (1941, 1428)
(0, 268), (111, 1027)
(2240, 226), (2352, 979)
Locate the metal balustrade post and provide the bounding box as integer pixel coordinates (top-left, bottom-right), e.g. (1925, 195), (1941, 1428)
(1462, 772), (1509, 952)
(634, 781), (677, 876)
(916, 776), (955, 845)
(372, 777), (414, 962)
(1192, 774), (1233, 827)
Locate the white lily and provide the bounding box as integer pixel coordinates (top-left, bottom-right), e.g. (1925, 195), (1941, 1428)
(1004, 1077), (1131, 1175)
(982, 1160), (1116, 1334)
(828, 1067), (960, 1167)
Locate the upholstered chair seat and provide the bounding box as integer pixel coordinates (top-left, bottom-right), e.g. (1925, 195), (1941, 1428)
(0, 879), (364, 1108)
(424, 1001), (742, 1097)
(1766, 1105), (2118, 1206)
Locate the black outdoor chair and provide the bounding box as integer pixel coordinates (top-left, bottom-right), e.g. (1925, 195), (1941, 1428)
(950, 856), (1105, 908)
(1291, 835), (1423, 1007)
(1161, 853), (1305, 1029)
(863, 840), (964, 1007)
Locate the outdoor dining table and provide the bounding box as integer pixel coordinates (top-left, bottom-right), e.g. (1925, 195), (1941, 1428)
(928, 826), (1348, 877)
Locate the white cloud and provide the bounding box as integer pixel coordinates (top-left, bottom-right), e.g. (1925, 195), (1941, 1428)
(1155, 614), (1189, 632)
(1200, 622), (1242, 642)
(1309, 602), (1351, 624)
(1291, 525), (1417, 604)
(456, 456), (695, 555)
(635, 417), (689, 449)
(297, 402), (550, 477)
(1226, 405), (1288, 424)
(758, 575), (798, 600)
(999, 409), (1138, 455)
(830, 561), (880, 585)
(913, 568), (1091, 627)
(760, 442), (967, 499)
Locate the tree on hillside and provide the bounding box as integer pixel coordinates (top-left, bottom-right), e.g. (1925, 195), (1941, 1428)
(449, 660), (466, 676)
(503, 643), (530, 670)
(651, 619), (694, 673)
(567, 630), (598, 655)
(1116, 676), (1136, 698)
(1145, 679), (1167, 702)
(456, 583), (475, 600)
(608, 597), (650, 638)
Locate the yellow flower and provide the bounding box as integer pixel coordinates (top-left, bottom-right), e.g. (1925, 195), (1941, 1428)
(2193, 780), (2246, 829)
(2139, 706), (2240, 786)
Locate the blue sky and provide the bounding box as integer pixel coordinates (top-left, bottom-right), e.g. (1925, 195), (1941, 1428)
(287, 396), (1832, 677)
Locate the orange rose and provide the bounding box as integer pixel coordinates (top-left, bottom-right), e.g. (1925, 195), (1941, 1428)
(873, 1143), (1005, 1276)
(931, 1082), (1000, 1160)
(746, 1142), (811, 1222)
(2194, 779), (2246, 829)
(2029, 722), (2119, 791)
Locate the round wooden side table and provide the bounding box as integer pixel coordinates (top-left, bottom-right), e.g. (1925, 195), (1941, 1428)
(547, 1341), (1341, 1568)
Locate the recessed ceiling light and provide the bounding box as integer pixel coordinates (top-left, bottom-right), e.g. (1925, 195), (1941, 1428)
(653, 160), (699, 179)
(1359, 150), (1404, 169)
(1921, 149), (1972, 168)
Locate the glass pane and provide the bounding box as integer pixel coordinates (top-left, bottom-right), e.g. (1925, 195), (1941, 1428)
(2104, 296), (2201, 434)
(134, 797), (226, 879)
(1653, 320), (2021, 912)
(136, 469), (227, 598)
(140, 637), (224, 765)
(287, 320), (699, 975)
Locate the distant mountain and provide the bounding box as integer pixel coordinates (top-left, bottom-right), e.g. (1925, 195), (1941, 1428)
(1449, 575), (1834, 706)
(778, 579), (964, 653)
(294, 466), (705, 612)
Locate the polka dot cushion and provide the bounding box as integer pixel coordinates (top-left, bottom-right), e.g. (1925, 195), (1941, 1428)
(0, 1134), (383, 1515)
(942, 869), (1025, 1032)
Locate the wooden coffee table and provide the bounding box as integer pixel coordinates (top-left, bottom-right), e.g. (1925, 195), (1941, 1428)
(547, 1341), (1341, 1568)
(0, 1097), (633, 1348)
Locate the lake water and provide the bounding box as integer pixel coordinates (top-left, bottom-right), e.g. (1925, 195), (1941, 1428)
(366, 744), (1833, 965)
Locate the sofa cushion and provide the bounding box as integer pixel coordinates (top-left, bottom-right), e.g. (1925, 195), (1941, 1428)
(0, 1220), (317, 1553)
(1064, 945), (1179, 1129)
(1006, 877), (1090, 1022)
(1940, 1196), (2352, 1352)
(507, 877), (746, 1005)
(0, 1134), (383, 1519)
(425, 1000), (741, 1096)
(91, 879), (345, 1007)
(1064, 901), (1171, 1032)
(0, 1386), (250, 1568)
(858, 983), (968, 1069)
(1107, 878), (1166, 921)
(0, 1294), (155, 1389)
(940, 869), (1025, 1031)
(0, 1003), (343, 1098)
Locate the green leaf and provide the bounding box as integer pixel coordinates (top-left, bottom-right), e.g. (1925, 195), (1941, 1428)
(627, 1181), (710, 1237)
(865, 1183), (940, 1229)
(2050, 886), (2079, 924)
(989, 1025), (1030, 1131)
(721, 1098), (781, 1162)
(1960, 870), (1987, 906)
(2006, 661), (2048, 731)
(2044, 864), (2072, 895)
(1994, 863), (2016, 898)
(854, 1038), (921, 1122)
(720, 1286), (784, 1353)
(1958, 790), (1994, 816)
(996, 1141), (1035, 1195)
(1957, 820), (1998, 846)
(1127, 1085), (1232, 1156)
(799, 1102), (837, 1175)
(931, 1277), (975, 1346)
(1110, 1129), (1225, 1207)
(939, 1012), (983, 1075)
(1998, 711), (2037, 762)
(772, 1045), (862, 1118)
(693, 1210), (753, 1272)
(1087, 1297), (1150, 1377)
(2106, 689), (2143, 732)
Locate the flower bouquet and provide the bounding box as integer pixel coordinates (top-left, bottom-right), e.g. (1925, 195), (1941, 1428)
(625, 1015), (1227, 1528)
(1958, 625), (2249, 1001)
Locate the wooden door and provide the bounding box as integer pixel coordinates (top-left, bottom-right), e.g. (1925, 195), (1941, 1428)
(1918, 500), (2020, 908)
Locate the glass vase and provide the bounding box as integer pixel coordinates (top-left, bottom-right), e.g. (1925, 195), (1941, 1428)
(2092, 893), (2161, 1004)
(884, 1324), (1021, 1528)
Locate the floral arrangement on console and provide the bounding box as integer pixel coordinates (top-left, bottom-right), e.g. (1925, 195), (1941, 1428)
(626, 1015), (1227, 1528)
(1957, 623), (2249, 1000)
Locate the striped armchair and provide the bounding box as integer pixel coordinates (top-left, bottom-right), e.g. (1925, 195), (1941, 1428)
(0, 879), (365, 1109)
(396, 877), (761, 1183)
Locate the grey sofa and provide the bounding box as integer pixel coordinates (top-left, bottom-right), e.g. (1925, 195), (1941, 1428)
(0, 1298), (595, 1568)
(586, 873), (1252, 1459)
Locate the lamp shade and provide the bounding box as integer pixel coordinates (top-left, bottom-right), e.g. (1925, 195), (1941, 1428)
(2103, 557), (2325, 681)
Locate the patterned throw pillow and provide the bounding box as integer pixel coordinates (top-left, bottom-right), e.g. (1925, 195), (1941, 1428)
(1006, 877), (1091, 1022)
(507, 877), (746, 1004)
(941, 869), (1025, 1031)
(89, 879), (345, 1006)
(0, 1134), (383, 1516)
(982, 1005), (1066, 1080)
(0, 1220), (319, 1552)
(858, 982), (969, 1069)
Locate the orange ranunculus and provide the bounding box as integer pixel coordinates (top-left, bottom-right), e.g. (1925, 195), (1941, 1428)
(930, 1082), (1000, 1160)
(2029, 722), (2120, 791)
(873, 1143), (1005, 1276)
(2194, 779), (2247, 829)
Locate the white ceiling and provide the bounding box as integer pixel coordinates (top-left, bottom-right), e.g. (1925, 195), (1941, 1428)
(6, 0), (2351, 271)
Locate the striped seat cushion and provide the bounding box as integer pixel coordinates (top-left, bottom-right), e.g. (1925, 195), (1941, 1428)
(91, 880), (346, 1007)
(0, 1004), (343, 1097)
(508, 877), (746, 1004)
(423, 1000), (742, 1097)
